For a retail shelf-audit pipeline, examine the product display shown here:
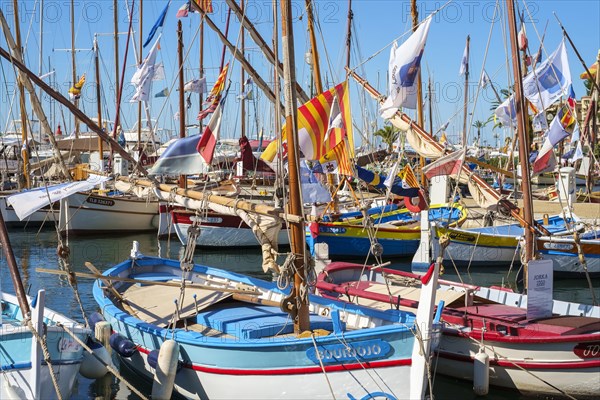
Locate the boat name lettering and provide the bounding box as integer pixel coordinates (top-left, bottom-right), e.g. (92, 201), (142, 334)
(573, 342), (600, 359)
(542, 242), (573, 251)
(306, 339), (390, 364)
(86, 197), (115, 207)
(448, 232), (475, 242)
(319, 226), (347, 234)
(189, 216), (223, 224)
(533, 274), (548, 280)
(58, 338), (82, 353)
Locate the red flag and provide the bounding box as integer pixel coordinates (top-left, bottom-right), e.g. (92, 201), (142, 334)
(422, 149), (465, 179)
(196, 100), (223, 164)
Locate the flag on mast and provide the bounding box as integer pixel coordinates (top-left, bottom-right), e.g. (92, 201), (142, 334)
(459, 40), (469, 75)
(143, 1), (170, 48)
(197, 96), (225, 164)
(380, 15), (432, 118)
(131, 37), (161, 102)
(198, 63), (229, 120)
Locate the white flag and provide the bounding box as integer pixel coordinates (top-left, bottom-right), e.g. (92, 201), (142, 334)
(570, 141), (583, 163)
(480, 69), (490, 88)
(131, 36), (161, 102)
(380, 15), (432, 118)
(153, 63), (165, 81)
(384, 160), (400, 189)
(323, 94), (342, 143)
(459, 41), (469, 75)
(184, 77), (207, 93)
(522, 40), (571, 113)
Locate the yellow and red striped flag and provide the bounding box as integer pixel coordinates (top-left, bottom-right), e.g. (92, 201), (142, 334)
(319, 139), (352, 176)
(192, 0), (214, 13)
(261, 81), (353, 162)
(198, 63), (228, 120)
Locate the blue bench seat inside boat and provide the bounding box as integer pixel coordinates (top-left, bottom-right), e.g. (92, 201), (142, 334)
(194, 303), (344, 339)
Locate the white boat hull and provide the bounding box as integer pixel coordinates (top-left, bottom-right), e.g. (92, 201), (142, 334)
(59, 192), (158, 234)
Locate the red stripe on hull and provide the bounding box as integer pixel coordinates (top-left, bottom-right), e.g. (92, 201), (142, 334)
(438, 350), (600, 370)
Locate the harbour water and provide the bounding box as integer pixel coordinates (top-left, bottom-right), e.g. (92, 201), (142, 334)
(2, 228), (598, 399)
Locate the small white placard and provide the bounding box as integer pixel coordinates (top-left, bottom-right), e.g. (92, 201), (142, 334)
(527, 259), (554, 319)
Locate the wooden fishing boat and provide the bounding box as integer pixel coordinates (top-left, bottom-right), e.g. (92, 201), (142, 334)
(1, 194), (58, 227)
(0, 291), (90, 399)
(537, 231), (600, 277)
(430, 214), (579, 270)
(92, 252), (442, 399)
(316, 262), (600, 398)
(171, 208), (290, 247)
(308, 203), (467, 258)
(58, 191), (159, 235)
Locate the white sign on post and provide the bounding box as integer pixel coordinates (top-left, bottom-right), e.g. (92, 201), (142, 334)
(527, 259), (554, 319)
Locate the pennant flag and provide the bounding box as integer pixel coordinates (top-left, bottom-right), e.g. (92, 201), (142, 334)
(422, 149), (466, 179)
(192, 0), (213, 13)
(459, 39), (469, 75)
(323, 93), (343, 143)
(150, 135), (203, 175)
(522, 40), (571, 113)
(380, 15), (432, 118)
(518, 21), (528, 51)
(153, 63), (165, 81)
(184, 77), (207, 93)
(261, 82), (353, 162)
(533, 43), (543, 66)
(143, 1), (170, 48)
(571, 141), (583, 163)
(494, 96), (517, 127)
(131, 37), (161, 102)
(580, 60), (598, 80)
(198, 63), (229, 120)
(176, 2), (190, 18)
(320, 140), (352, 176)
(196, 96), (225, 164)
(570, 122), (580, 143)
(237, 77), (253, 100)
(532, 112), (548, 132)
(300, 160), (332, 204)
(186, 94), (192, 109)
(68, 74), (86, 100)
(567, 85), (577, 109)
(480, 69), (491, 88)
(155, 87), (169, 98)
(532, 106), (575, 174)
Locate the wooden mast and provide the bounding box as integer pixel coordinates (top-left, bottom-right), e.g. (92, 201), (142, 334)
(280, 0), (310, 333)
(411, 0), (427, 186)
(94, 37), (103, 173)
(240, 0), (246, 139)
(199, 14), (204, 135)
(0, 211), (30, 318)
(137, 0), (143, 150)
(305, 0), (322, 94)
(428, 77), (434, 137)
(462, 35), (470, 147)
(177, 20), (187, 189)
(71, 0), (79, 139)
(345, 0), (352, 73)
(11, 0), (29, 189)
(506, 0), (535, 266)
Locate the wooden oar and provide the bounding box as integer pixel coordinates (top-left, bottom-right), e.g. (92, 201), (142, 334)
(36, 268), (261, 295)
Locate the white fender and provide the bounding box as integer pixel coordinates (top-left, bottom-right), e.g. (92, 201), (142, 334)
(151, 339), (180, 400)
(473, 347), (490, 395)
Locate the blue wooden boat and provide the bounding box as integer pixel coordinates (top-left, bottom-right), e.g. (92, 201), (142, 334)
(308, 203), (467, 258)
(93, 252), (442, 399)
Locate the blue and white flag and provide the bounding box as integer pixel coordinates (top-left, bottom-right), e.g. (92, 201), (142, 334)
(459, 39), (469, 76)
(149, 135), (204, 175)
(300, 160), (331, 204)
(143, 1), (170, 48)
(570, 122), (580, 143)
(479, 69), (491, 88)
(522, 40), (571, 112)
(494, 96), (517, 128)
(131, 36), (161, 102)
(380, 15), (432, 118)
(571, 141), (583, 163)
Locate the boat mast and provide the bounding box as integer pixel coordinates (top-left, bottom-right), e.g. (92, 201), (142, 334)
(39, 0), (44, 132)
(94, 37), (103, 172)
(0, 206), (31, 318)
(461, 35), (470, 147)
(114, 0), (120, 96)
(71, 0), (79, 139)
(428, 77), (434, 136)
(411, 0), (427, 186)
(199, 13), (204, 135)
(506, 0), (535, 265)
(345, 0), (352, 74)
(240, 0), (246, 139)
(177, 20), (187, 189)
(280, 0), (310, 333)
(11, 0), (30, 189)
(137, 0), (143, 149)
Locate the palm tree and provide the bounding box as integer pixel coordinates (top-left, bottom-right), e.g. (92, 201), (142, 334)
(472, 119), (489, 145)
(374, 125), (400, 152)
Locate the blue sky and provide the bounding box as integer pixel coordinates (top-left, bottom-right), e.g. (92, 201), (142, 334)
(1, 0), (599, 149)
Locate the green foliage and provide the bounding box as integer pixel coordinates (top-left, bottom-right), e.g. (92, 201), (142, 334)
(374, 125), (400, 151)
